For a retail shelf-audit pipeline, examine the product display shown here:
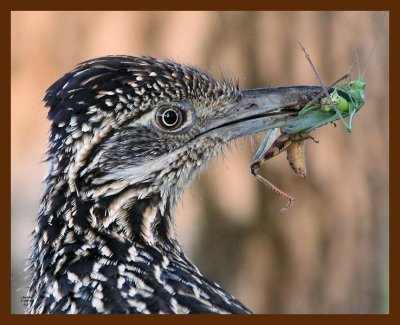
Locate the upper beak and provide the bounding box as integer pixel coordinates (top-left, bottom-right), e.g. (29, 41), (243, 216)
(201, 86), (323, 142)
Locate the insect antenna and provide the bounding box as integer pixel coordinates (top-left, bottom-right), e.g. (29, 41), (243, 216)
(362, 12), (387, 79)
(342, 12), (361, 78)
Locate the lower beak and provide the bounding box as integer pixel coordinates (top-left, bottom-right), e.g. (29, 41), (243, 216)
(201, 86), (322, 142)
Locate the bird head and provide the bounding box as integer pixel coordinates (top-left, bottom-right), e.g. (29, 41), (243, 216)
(27, 56), (325, 314)
(42, 55), (305, 247)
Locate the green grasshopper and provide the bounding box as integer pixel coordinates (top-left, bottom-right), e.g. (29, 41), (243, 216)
(283, 43), (366, 135)
(251, 45), (366, 215)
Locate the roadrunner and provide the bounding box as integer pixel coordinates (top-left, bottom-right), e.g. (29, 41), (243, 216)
(26, 56), (320, 314)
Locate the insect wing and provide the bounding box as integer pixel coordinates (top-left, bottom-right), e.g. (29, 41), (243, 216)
(283, 109), (338, 134)
(252, 128), (281, 165)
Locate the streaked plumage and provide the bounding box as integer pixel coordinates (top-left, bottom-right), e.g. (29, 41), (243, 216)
(26, 55), (317, 314)
(27, 56), (251, 314)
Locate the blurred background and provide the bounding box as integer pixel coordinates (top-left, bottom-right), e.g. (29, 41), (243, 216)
(11, 11), (389, 314)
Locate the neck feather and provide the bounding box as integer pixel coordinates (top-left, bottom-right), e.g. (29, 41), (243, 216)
(33, 174), (182, 266)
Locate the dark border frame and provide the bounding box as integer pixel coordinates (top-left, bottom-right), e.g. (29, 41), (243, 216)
(5, 3), (397, 324)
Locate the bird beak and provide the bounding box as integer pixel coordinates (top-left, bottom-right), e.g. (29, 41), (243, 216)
(202, 86), (322, 142)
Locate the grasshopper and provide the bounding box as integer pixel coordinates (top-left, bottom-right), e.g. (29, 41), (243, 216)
(284, 43), (366, 135)
(251, 44), (367, 215)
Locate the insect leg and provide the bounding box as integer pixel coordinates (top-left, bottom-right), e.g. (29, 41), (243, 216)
(251, 167), (295, 215)
(305, 134), (319, 144)
(251, 130), (296, 215)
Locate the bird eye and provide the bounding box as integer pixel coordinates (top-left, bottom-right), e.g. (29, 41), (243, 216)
(156, 106), (185, 130)
(162, 109), (180, 127)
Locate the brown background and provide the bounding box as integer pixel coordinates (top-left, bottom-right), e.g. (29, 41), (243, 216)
(11, 11), (389, 314)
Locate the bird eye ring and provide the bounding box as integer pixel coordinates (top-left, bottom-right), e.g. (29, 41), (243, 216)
(156, 106), (186, 131)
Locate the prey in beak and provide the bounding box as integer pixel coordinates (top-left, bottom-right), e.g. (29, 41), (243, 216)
(192, 85), (324, 214)
(242, 74), (365, 215)
(203, 73), (363, 215)
(240, 47), (366, 214)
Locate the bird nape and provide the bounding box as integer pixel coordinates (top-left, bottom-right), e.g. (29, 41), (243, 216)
(26, 55), (321, 314)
